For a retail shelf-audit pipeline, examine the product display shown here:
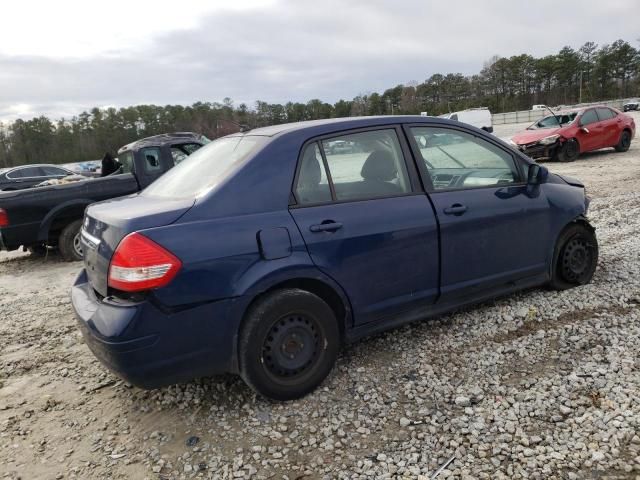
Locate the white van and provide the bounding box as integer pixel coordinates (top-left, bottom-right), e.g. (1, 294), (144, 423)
(531, 105), (547, 110)
(439, 108), (493, 133)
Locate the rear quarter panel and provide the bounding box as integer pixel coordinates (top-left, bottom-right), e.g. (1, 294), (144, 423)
(141, 211), (319, 308)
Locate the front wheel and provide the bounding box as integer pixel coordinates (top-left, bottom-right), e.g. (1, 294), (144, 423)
(58, 219), (84, 261)
(549, 223), (598, 290)
(555, 139), (580, 162)
(615, 130), (631, 152)
(239, 289), (340, 400)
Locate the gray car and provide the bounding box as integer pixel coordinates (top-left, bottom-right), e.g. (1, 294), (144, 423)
(0, 164), (76, 191)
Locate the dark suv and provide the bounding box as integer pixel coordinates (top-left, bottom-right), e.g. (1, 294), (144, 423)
(0, 164), (76, 191)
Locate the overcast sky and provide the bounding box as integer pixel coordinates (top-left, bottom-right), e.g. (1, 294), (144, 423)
(0, 0), (637, 122)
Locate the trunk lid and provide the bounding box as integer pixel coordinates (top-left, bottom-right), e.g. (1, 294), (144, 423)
(81, 194), (194, 297)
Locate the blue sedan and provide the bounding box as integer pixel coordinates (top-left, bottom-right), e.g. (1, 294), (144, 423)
(71, 116), (598, 400)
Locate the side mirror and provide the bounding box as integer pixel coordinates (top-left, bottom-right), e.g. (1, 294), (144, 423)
(580, 126), (590, 134)
(527, 163), (548, 186)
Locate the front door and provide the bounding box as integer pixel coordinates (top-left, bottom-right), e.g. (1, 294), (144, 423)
(406, 125), (551, 303)
(576, 108), (603, 152)
(289, 128), (439, 325)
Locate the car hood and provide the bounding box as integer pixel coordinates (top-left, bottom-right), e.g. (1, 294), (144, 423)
(555, 173), (584, 188)
(511, 127), (563, 145)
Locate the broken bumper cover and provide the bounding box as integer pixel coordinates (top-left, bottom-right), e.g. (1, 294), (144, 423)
(516, 140), (560, 160)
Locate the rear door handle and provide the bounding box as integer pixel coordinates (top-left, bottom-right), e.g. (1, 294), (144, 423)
(443, 204), (468, 216)
(309, 221), (343, 233)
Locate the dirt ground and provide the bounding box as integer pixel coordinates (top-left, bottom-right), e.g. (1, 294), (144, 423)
(1, 112), (640, 479)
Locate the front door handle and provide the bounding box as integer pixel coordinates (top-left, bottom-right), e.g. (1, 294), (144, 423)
(443, 204), (468, 216)
(309, 221), (343, 233)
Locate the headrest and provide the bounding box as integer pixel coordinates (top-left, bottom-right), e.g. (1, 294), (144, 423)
(361, 150), (397, 181)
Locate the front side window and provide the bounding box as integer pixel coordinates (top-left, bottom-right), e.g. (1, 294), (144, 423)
(410, 127), (520, 191)
(116, 151), (135, 174)
(580, 109), (599, 126)
(41, 166), (70, 176)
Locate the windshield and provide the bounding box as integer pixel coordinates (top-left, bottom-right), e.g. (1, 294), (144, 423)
(143, 135), (267, 199)
(529, 112), (578, 129)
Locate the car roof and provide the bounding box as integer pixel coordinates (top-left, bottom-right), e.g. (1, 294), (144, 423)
(118, 132), (204, 154)
(233, 115), (463, 138)
(5, 163), (72, 170)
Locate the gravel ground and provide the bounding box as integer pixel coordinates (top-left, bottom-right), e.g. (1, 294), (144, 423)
(1, 113), (640, 479)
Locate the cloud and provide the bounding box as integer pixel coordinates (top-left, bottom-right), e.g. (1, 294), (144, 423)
(1, 0), (637, 122)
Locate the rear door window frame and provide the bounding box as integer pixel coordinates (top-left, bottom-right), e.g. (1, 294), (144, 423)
(290, 125), (422, 208)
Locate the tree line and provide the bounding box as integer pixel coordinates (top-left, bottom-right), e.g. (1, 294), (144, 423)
(0, 39), (638, 167)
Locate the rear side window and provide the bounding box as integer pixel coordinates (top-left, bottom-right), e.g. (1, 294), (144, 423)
(410, 127), (520, 191)
(9, 167), (42, 178)
(580, 109), (599, 126)
(181, 143), (202, 154)
(294, 144), (332, 204)
(141, 148), (162, 174)
(170, 147), (188, 165)
(170, 143), (202, 165)
(295, 129), (410, 205)
(596, 107), (615, 121)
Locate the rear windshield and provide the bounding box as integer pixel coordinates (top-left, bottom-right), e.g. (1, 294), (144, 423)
(143, 135), (267, 199)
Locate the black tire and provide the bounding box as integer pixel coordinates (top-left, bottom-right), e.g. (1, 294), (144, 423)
(614, 130), (631, 152)
(58, 219), (84, 261)
(555, 139), (580, 162)
(239, 288), (340, 401)
(549, 223), (598, 290)
(27, 245), (48, 257)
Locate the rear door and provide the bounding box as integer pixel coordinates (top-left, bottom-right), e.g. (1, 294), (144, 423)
(405, 125), (551, 303)
(595, 107), (621, 147)
(289, 127), (439, 326)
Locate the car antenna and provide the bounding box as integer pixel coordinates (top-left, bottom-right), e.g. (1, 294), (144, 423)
(215, 119), (253, 134)
(543, 104), (561, 127)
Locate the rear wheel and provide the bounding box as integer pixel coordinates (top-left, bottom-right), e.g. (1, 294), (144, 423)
(549, 223), (598, 290)
(239, 289), (340, 400)
(58, 219), (83, 261)
(615, 130), (631, 152)
(556, 139), (580, 162)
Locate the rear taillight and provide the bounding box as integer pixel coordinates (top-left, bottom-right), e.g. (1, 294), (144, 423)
(108, 232), (181, 292)
(0, 208), (8, 227)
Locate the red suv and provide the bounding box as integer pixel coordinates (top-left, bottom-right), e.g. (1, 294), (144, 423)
(510, 106), (635, 162)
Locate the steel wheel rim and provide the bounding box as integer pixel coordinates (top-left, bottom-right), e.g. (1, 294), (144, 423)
(561, 235), (592, 283)
(262, 314), (321, 380)
(73, 232), (83, 258)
